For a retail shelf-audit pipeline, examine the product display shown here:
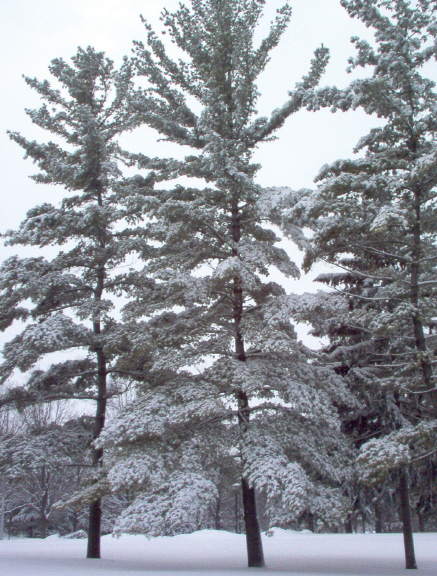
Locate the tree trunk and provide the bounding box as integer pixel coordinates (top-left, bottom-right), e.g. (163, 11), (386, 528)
(0, 493), (5, 540)
(410, 189), (437, 411)
(417, 508), (425, 533)
(86, 369), (106, 557)
(399, 466), (417, 570)
(71, 510), (79, 533)
(215, 495), (221, 531)
(237, 389), (265, 567)
(344, 518), (353, 533)
(87, 498), (102, 558)
(40, 515), (47, 540)
(232, 203), (265, 568)
(86, 349), (106, 558)
(87, 264), (107, 559)
(242, 478), (265, 568)
(72, 466), (81, 532)
(40, 465), (48, 539)
(375, 500), (383, 533)
(307, 512), (315, 533)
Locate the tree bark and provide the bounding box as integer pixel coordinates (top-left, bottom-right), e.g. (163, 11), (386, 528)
(87, 263), (107, 559)
(375, 500), (383, 533)
(307, 512), (315, 533)
(40, 515), (47, 540)
(0, 493), (4, 540)
(215, 495), (221, 531)
(242, 478), (265, 568)
(410, 189), (437, 411)
(399, 466), (417, 570)
(417, 507), (425, 533)
(87, 498), (102, 558)
(237, 389), (265, 567)
(71, 466), (81, 532)
(40, 465), (48, 539)
(86, 346), (106, 558)
(71, 510), (79, 533)
(232, 203), (265, 568)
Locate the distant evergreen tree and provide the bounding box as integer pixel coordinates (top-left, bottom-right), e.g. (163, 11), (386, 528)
(1, 46), (155, 558)
(409, 454), (437, 532)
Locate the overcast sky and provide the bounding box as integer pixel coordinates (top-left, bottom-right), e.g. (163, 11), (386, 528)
(0, 0), (385, 353)
(0, 0), (378, 226)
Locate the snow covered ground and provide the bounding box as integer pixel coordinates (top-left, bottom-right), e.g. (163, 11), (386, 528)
(0, 529), (435, 576)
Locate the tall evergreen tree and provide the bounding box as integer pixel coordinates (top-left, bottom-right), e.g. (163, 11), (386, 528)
(293, 0), (437, 568)
(99, 0), (352, 566)
(1, 46), (154, 558)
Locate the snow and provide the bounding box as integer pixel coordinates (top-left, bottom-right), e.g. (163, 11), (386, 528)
(0, 529), (435, 575)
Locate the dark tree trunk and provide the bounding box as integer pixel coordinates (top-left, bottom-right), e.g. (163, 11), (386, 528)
(242, 478), (265, 568)
(232, 203), (265, 568)
(375, 500), (383, 534)
(86, 348), (106, 558)
(87, 498), (102, 558)
(71, 511), (79, 533)
(215, 495), (221, 531)
(237, 389), (265, 567)
(71, 466), (81, 532)
(410, 189), (437, 411)
(86, 357), (106, 557)
(235, 492), (239, 534)
(40, 515), (47, 540)
(87, 264), (107, 560)
(307, 512), (315, 533)
(344, 518), (353, 533)
(417, 508), (425, 533)
(40, 465), (48, 539)
(399, 467), (417, 570)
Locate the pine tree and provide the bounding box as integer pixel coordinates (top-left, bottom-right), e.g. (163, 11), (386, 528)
(97, 0), (353, 566)
(97, 355), (352, 537)
(409, 454), (437, 531)
(293, 0), (437, 568)
(1, 46), (155, 557)
(99, 371), (231, 538)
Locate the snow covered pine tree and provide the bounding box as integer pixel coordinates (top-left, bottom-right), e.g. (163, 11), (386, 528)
(1, 47), (154, 558)
(296, 0), (437, 569)
(95, 0), (353, 567)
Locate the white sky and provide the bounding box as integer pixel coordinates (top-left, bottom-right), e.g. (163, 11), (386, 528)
(0, 0), (377, 230)
(0, 0), (382, 353)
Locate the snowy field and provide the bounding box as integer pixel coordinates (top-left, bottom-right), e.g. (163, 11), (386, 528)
(0, 529), (435, 576)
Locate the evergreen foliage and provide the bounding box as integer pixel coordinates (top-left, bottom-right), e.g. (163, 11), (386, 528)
(288, 0), (437, 567)
(2, 2), (437, 572)
(1, 46), (155, 557)
(92, 1), (354, 565)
